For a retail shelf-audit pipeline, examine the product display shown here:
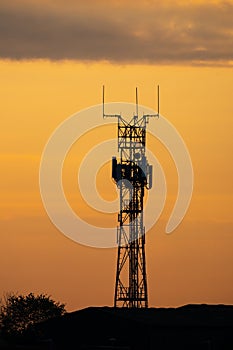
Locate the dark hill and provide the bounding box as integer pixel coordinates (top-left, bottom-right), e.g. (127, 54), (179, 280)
(38, 304), (233, 350)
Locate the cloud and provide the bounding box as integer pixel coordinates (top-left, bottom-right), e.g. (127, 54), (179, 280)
(0, 1), (233, 65)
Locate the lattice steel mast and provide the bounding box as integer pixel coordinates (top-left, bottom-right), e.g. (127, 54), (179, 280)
(103, 87), (159, 308)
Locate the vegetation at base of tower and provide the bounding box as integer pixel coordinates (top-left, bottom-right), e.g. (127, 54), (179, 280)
(0, 292), (66, 342)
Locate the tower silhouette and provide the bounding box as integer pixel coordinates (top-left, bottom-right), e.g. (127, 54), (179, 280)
(103, 87), (159, 307)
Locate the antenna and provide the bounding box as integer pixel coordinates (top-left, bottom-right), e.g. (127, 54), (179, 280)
(136, 87), (138, 118)
(141, 85), (160, 119)
(102, 85), (121, 119)
(157, 85), (160, 116)
(102, 85), (105, 118)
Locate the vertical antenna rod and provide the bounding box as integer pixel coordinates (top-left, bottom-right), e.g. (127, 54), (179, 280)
(102, 85), (105, 118)
(136, 87), (138, 117)
(157, 85), (160, 116)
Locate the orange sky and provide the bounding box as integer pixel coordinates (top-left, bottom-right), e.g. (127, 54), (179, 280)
(0, 0), (233, 311)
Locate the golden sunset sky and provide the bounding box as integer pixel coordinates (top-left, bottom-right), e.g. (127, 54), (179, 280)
(0, 0), (233, 311)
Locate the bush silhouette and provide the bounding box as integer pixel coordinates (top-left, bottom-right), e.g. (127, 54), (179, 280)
(0, 292), (66, 341)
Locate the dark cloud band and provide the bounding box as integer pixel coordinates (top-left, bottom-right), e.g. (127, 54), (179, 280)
(0, 2), (233, 64)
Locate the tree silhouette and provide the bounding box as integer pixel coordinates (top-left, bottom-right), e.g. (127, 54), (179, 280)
(0, 292), (66, 340)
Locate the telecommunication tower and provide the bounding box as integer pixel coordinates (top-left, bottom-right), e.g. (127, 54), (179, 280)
(103, 87), (159, 307)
